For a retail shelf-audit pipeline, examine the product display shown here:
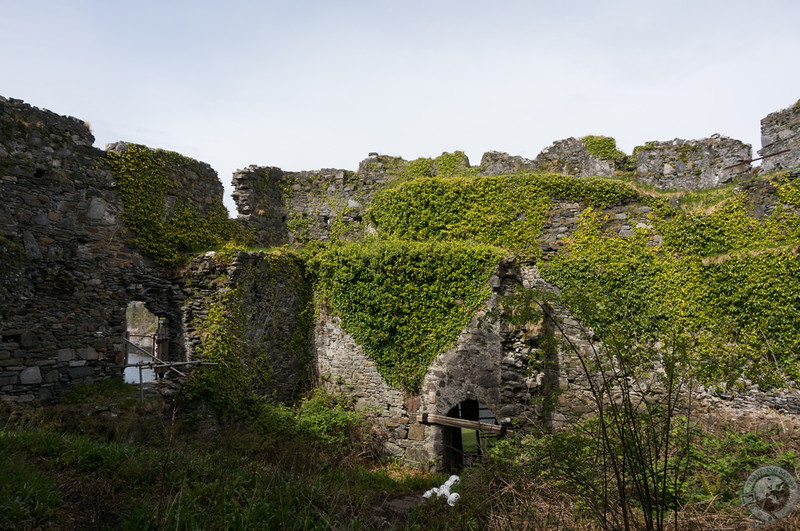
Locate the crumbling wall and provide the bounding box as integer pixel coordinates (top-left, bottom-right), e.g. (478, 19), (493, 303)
(532, 137), (617, 178)
(759, 100), (800, 173)
(479, 151), (538, 176)
(182, 250), (313, 402)
(232, 154), (401, 246)
(633, 135), (751, 190)
(314, 257), (604, 467)
(0, 97), (227, 403)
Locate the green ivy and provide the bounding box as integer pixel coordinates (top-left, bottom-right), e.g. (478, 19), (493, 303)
(106, 143), (245, 267)
(369, 173), (645, 258)
(543, 196), (800, 385)
(308, 238), (503, 391)
(183, 249), (313, 414)
(581, 135), (629, 169)
(775, 171), (800, 207)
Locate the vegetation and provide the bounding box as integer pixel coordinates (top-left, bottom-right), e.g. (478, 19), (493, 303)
(581, 135), (629, 169)
(309, 238), (503, 390)
(106, 143), (246, 267)
(39, 134), (800, 527)
(183, 247), (313, 414)
(369, 173), (651, 259)
(412, 419), (800, 529)
(0, 382), (442, 530)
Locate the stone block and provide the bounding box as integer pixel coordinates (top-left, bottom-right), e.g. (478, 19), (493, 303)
(57, 348), (74, 361)
(68, 367), (95, 379)
(407, 423), (426, 441)
(20, 366), (42, 385)
(76, 346), (99, 360)
(38, 386), (54, 401)
(0, 375), (18, 386)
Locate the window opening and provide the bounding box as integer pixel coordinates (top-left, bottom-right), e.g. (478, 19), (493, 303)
(123, 301), (160, 384)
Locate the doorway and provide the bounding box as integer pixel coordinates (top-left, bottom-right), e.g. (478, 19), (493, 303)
(123, 301), (165, 383)
(442, 399), (499, 471)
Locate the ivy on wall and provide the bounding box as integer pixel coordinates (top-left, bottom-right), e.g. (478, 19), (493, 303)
(183, 248), (313, 413)
(581, 135), (629, 169)
(106, 144), (244, 267)
(308, 238), (503, 391)
(369, 173), (650, 258)
(543, 174), (800, 386)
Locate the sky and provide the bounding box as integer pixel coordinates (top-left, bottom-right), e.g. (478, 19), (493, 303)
(2, 0), (799, 215)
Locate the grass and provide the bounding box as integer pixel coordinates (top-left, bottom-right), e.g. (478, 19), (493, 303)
(0, 383), (445, 530)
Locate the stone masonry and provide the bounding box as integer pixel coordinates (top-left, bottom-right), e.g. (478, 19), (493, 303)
(633, 134), (751, 190)
(759, 100), (800, 173)
(182, 250), (313, 402)
(232, 154), (403, 246)
(479, 151), (538, 176)
(0, 97), (224, 403)
(5, 93), (800, 470)
(532, 137), (617, 178)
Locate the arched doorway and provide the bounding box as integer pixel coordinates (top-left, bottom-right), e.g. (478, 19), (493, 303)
(442, 399), (499, 471)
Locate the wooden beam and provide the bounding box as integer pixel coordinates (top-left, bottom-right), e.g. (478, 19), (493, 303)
(417, 413), (513, 435)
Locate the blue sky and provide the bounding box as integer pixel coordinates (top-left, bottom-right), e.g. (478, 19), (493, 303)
(3, 0), (799, 214)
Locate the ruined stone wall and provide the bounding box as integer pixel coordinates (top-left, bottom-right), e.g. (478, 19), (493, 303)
(479, 151), (538, 176)
(538, 200), (658, 256)
(633, 135), (751, 190)
(532, 137), (617, 178)
(232, 154), (401, 246)
(0, 97), (226, 403)
(759, 100), (800, 173)
(314, 256), (605, 467)
(182, 250), (313, 402)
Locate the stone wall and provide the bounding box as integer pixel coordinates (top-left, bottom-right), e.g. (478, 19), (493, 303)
(479, 151), (538, 176)
(532, 137), (617, 178)
(182, 250), (313, 402)
(633, 135), (751, 190)
(232, 154), (403, 246)
(0, 97), (227, 403)
(538, 200), (659, 256)
(314, 256), (605, 467)
(759, 100), (800, 173)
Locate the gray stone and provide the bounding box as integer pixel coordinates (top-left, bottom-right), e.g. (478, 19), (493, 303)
(86, 197), (107, 220)
(22, 231), (41, 259)
(57, 348), (74, 361)
(76, 347), (99, 360)
(20, 366), (42, 385)
(759, 100), (800, 173)
(68, 367), (94, 378)
(634, 135), (751, 190)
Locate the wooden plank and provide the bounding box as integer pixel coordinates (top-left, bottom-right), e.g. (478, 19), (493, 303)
(417, 413), (513, 435)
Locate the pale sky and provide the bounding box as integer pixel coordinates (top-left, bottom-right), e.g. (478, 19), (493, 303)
(2, 0), (798, 214)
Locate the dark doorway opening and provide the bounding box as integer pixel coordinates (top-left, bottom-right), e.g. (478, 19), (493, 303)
(442, 400), (498, 471)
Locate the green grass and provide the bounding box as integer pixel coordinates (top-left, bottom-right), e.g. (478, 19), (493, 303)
(0, 388), (445, 530)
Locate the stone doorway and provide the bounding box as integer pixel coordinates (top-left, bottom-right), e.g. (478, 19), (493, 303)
(442, 399), (499, 471)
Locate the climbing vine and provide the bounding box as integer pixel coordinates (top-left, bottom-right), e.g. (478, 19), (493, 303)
(106, 143), (244, 267)
(183, 248), (313, 414)
(308, 238), (503, 391)
(369, 173), (650, 258)
(543, 180), (800, 386)
(581, 135), (629, 169)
